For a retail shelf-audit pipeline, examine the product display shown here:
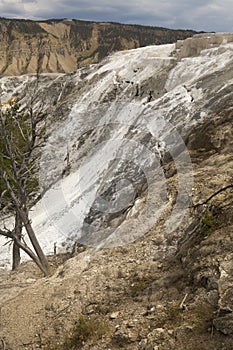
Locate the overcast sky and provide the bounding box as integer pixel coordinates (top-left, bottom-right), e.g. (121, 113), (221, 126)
(0, 0), (232, 32)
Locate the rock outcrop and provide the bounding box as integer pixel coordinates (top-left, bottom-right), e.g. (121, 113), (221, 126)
(0, 18), (197, 76)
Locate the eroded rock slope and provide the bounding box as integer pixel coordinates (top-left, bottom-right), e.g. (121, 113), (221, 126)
(0, 33), (232, 349)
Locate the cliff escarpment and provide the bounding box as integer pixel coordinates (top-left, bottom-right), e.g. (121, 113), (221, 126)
(0, 18), (197, 76)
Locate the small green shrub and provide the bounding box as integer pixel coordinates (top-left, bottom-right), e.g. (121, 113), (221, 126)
(44, 316), (110, 349)
(187, 303), (215, 330)
(153, 302), (183, 328)
(201, 209), (215, 227)
(201, 209), (219, 234)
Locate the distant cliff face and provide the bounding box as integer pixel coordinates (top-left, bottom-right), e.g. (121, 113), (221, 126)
(0, 18), (197, 76)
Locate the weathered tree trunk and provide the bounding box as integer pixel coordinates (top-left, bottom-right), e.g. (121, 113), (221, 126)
(0, 228), (48, 276)
(0, 170), (49, 276)
(18, 208), (49, 275)
(12, 210), (22, 270)
(0, 84), (53, 277)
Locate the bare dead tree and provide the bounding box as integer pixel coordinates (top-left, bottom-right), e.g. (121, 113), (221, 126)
(12, 210), (22, 270)
(194, 184), (233, 208)
(0, 89), (49, 275)
(0, 226), (48, 276)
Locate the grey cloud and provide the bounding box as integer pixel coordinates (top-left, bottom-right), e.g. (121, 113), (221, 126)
(0, 0), (232, 32)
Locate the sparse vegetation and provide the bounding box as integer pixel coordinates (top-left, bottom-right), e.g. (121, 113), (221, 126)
(188, 303), (215, 330)
(44, 316), (110, 349)
(0, 97), (49, 275)
(153, 301), (184, 328)
(201, 209), (217, 228)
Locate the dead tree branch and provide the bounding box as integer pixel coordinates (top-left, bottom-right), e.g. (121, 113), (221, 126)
(194, 184), (233, 208)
